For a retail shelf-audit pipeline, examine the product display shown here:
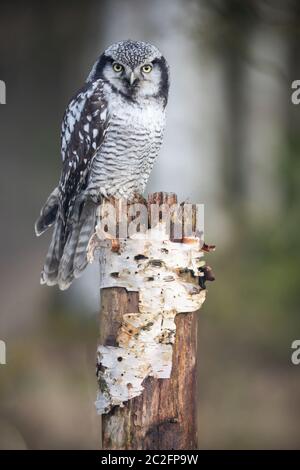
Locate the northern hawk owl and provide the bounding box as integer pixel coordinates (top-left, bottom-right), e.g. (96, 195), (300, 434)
(35, 40), (170, 290)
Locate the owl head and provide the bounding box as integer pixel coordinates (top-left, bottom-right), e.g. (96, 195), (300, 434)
(88, 40), (170, 105)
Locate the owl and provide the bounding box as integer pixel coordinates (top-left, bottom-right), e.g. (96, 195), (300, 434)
(35, 40), (170, 290)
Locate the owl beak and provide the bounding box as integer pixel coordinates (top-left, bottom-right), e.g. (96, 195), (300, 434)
(129, 71), (136, 86)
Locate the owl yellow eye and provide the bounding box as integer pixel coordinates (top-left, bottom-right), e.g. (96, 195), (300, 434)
(113, 63), (123, 73)
(141, 64), (152, 73)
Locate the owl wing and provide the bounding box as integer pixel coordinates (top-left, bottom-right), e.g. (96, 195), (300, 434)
(36, 79), (110, 289)
(59, 79), (108, 221)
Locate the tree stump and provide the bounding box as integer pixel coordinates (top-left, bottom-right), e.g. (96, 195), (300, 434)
(90, 192), (213, 450)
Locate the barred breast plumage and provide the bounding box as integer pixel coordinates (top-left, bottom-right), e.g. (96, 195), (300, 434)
(87, 83), (166, 200)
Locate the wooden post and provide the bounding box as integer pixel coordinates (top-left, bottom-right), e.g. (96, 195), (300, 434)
(93, 192), (211, 450)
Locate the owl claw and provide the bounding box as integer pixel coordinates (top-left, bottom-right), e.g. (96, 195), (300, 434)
(131, 192), (147, 205)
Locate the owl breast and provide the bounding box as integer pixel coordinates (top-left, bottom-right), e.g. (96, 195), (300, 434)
(87, 90), (166, 200)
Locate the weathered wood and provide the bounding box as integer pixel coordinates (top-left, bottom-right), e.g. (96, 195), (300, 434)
(98, 192), (204, 450)
(101, 297), (198, 450)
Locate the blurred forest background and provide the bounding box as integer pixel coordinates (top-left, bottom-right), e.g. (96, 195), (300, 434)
(0, 0), (300, 449)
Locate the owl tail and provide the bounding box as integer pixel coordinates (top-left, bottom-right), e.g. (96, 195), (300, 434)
(40, 215), (65, 286)
(57, 199), (97, 290)
(37, 196), (98, 290)
(35, 187), (59, 237)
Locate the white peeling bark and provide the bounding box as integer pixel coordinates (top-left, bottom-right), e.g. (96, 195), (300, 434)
(90, 220), (207, 415)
